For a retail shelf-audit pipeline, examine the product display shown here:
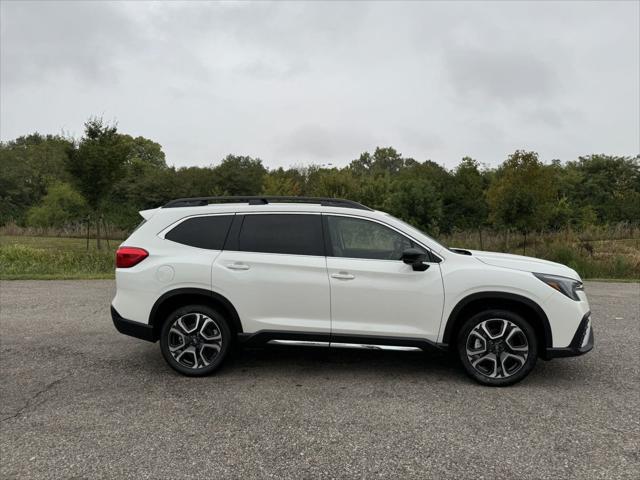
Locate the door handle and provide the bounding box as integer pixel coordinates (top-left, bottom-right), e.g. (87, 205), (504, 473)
(331, 272), (355, 280)
(227, 263), (250, 271)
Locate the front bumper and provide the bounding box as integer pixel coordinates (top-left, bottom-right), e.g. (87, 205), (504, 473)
(111, 306), (156, 342)
(544, 311), (594, 359)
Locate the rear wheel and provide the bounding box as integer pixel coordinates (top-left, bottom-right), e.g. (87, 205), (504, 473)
(457, 309), (537, 386)
(160, 304), (231, 376)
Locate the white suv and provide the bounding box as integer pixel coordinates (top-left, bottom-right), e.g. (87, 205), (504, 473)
(111, 196), (593, 386)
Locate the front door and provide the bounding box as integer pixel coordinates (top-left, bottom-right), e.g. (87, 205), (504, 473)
(324, 214), (444, 342)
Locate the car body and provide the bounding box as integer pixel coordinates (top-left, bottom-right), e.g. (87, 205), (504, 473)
(111, 196), (593, 386)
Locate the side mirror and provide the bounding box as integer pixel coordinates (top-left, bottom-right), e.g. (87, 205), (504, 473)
(401, 248), (430, 272)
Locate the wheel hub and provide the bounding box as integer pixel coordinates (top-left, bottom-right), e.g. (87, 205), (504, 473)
(489, 340), (505, 354)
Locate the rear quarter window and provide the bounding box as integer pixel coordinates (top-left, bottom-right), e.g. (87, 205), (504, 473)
(164, 215), (233, 250)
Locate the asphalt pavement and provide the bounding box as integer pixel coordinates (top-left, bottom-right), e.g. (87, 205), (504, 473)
(0, 280), (638, 479)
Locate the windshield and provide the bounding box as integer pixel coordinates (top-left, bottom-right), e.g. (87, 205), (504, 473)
(384, 213), (447, 250)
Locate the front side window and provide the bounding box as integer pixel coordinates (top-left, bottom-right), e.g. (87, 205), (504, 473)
(238, 214), (324, 256)
(327, 215), (426, 260)
(165, 215), (233, 250)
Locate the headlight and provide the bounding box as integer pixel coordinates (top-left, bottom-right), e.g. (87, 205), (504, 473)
(533, 273), (583, 301)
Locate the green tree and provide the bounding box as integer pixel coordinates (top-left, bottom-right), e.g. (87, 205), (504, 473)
(445, 157), (489, 234)
(262, 168), (302, 196)
(566, 155), (640, 224)
(26, 182), (88, 228)
(105, 135), (170, 228)
(487, 150), (557, 234)
(65, 118), (129, 248)
(384, 176), (443, 232)
(380, 160), (448, 232)
(212, 155), (266, 195)
(350, 147), (406, 175)
(120, 135), (167, 169)
(0, 133), (72, 224)
(306, 167), (360, 198)
(354, 173), (392, 210)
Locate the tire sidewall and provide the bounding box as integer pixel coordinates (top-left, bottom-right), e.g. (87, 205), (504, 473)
(160, 304), (231, 377)
(457, 309), (538, 387)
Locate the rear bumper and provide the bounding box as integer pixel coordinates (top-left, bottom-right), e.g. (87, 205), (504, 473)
(543, 311), (594, 359)
(111, 306), (156, 342)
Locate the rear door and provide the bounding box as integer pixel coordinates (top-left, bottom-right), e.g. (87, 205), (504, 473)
(324, 214), (444, 342)
(213, 213), (330, 334)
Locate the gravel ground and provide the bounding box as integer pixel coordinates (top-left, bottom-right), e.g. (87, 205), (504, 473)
(0, 280), (638, 479)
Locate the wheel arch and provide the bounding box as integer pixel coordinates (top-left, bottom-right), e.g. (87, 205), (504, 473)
(442, 292), (553, 355)
(148, 288), (243, 341)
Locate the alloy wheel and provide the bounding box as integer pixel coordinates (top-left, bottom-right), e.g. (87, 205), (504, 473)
(167, 313), (223, 369)
(465, 318), (529, 379)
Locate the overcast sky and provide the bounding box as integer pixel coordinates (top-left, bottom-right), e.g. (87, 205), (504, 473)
(1, 1), (638, 169)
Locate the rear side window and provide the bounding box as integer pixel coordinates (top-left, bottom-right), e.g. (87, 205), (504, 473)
(238, 214), (324, 256)
(165, 215), (233, 250)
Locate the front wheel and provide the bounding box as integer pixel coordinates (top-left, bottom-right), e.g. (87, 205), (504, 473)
(457, 310), (538, 386)
(160, 305), (231, 376)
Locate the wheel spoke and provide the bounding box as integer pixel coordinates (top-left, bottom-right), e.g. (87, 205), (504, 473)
(177, 313), (200, 334)
(474, 323), (490, 341)
(199, 343), (220, 366)
(168, 328), (187, 352)
(466, 330), (487, 356)
(175, 346), (198, 368)
(504, 352), (527, 365)
(481, 319), (508, 339)
(199, 318), (222, 341)
(500, 352), (526, 376)
(505, 327), (528, 352)
(472, 353), (498, 378)
(202, 343), (221, 354)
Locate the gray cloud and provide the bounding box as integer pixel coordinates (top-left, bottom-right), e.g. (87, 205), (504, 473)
(1, 1), (138, 86)
(444, 47), (557, 103)
(1, 1), (638, 168)
(276, 124), (376, 163)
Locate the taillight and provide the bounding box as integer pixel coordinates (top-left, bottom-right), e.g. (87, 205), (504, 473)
(116, 247), (149, 268)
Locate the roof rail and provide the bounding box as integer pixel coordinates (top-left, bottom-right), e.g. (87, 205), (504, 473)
(163, 196), (373, 211)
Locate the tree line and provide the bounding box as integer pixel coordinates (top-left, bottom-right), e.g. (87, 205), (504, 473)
(1, 118), (638, 247)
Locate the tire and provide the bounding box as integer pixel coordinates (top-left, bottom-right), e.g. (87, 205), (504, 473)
(457, 309), (537, 387)
(160, 304), (232, 377)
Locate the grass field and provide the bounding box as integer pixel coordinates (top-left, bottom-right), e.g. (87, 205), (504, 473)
(1, 231), (638, 280)
(0, 236), (117, 279)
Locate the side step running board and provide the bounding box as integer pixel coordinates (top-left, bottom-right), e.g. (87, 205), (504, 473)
(268, 340), (330, 348)
(267, 339), (421, 352)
